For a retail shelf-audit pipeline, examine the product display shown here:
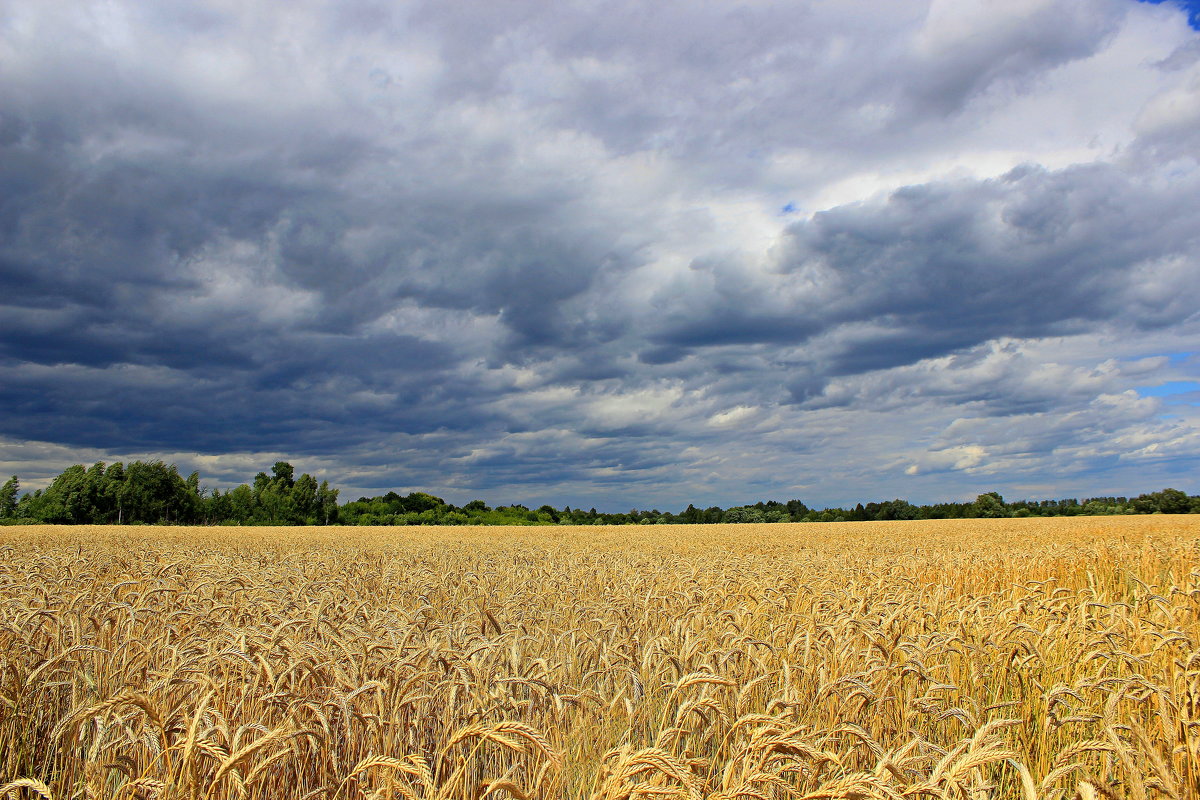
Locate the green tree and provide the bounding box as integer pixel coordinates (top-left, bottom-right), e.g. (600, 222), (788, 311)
(1152, 488), (1190, 514)
(271, 461), (295, 489)
(206, 488), (232, 523)
(119, 461), (195, 523)
(228, 484), (256, 522)
(0, 476), (18, 518)
(403, 492), (442, 514)
(16, 489), (44, 520)
(972, 492), (1007, 518)
(317, 481), (339, 524)
(257, 483), (293, 523)
(105, 462), (127, 523)
(292, 473), (320, 522)
(878, 499), (917, 521)
(723, 506), (765, 523)
(37, 465), (88, 523)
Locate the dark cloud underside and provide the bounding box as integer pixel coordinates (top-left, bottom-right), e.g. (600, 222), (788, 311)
(1, 0), (1199, 506)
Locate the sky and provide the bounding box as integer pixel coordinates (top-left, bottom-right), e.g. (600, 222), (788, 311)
(2, 0), (1199, 511)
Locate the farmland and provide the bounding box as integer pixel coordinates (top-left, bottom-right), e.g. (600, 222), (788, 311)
(2, 517), (1199, 799)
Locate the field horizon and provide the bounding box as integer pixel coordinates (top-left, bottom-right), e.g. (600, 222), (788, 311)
(6, 512), (1200, 536)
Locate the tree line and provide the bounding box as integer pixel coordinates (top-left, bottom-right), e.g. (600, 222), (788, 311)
(0, 460), (1196, 526)
(0, 461), (337, 525)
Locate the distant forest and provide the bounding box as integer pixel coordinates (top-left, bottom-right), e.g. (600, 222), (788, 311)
(1, 460), (1197, 526)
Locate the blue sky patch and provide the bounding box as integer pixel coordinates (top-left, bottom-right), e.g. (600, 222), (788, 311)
(1137, 380), (1200, 400)
(1137, 0), (1200, 29)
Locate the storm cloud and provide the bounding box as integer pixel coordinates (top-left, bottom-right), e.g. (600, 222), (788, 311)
(1, 0), (1199, 508)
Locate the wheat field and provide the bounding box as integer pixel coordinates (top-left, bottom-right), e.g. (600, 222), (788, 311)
(1, 517), (1199, 800)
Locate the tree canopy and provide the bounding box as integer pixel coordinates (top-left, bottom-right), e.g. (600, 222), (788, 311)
(0, 461), (1196, 526)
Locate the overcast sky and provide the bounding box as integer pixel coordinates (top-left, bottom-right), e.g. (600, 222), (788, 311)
(2, 0), (1199, 510)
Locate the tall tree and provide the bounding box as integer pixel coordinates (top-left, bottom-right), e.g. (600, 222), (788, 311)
(0, 476), (18, 518)
(105, 462), (127, 524)
(271, 461), (295, 489)
(317, 481), (339, 525)
(973, 492), (1007, 518)
(292, 473), (319, 523)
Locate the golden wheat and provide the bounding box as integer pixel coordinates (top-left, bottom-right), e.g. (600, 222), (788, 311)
(1, 516), (1198, 799)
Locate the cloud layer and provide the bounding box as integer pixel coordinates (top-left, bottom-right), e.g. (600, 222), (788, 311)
(2, 0), (1199, 508)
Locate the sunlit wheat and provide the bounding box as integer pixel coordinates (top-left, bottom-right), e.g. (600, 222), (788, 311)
(1, 516), (1198, 799)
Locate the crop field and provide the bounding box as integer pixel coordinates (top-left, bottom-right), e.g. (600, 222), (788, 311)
(2, 517), (1199, 800)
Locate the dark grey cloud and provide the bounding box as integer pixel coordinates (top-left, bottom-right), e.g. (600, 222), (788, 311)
(1, 0), (1199, 508)
(780, 162), (1200, 376)
(625, 161), (1200, 411)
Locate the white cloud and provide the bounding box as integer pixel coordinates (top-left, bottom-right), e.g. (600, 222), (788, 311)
(1, 0), (1198, 508)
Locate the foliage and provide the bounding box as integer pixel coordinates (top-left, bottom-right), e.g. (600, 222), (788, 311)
(4, 461), (1197, 526)
(6, 461), (337, 525)
(0, 477), (17, 519)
